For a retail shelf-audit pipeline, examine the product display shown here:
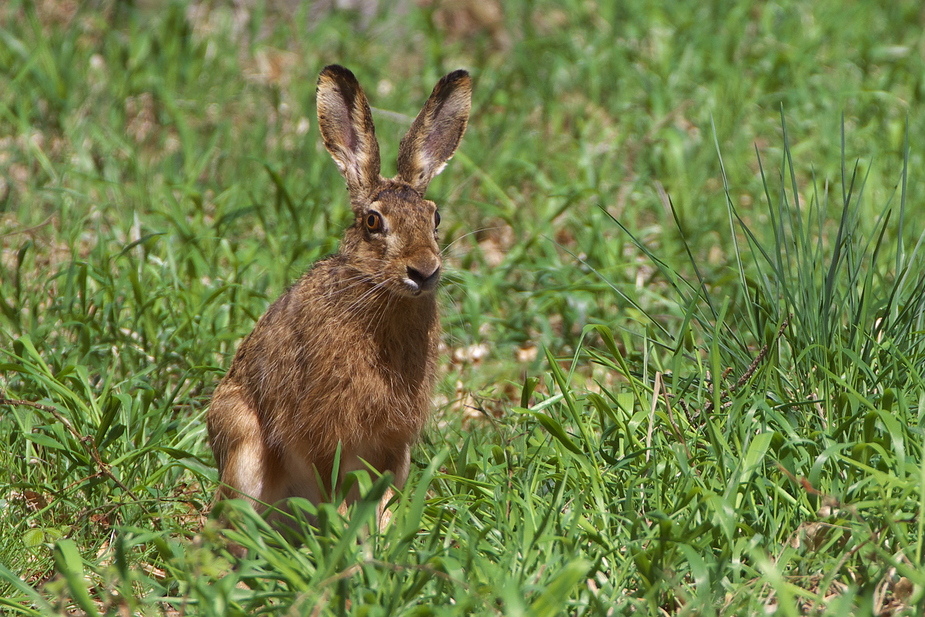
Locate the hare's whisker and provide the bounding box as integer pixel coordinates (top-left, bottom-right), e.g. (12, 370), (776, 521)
(440, 225), (504, 256)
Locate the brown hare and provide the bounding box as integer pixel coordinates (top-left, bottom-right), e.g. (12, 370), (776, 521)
(207, 65), (471, 527)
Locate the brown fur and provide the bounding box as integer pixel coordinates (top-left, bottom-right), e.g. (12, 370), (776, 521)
(207, 65), (471, 523)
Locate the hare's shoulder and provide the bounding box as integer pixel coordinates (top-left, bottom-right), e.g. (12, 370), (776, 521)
(286, 253), (363, 295)
(257, 254), (351, 317)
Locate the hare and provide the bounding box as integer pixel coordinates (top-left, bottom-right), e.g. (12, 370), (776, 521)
(207, 65), (471, 527)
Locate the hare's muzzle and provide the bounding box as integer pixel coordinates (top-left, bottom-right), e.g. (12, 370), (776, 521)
(405, 262), (441, 294)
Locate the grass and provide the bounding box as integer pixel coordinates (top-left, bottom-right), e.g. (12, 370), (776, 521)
(1, 0), (924, 614)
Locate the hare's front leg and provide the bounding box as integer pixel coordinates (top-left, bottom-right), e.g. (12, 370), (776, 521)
(336, 442), (411, 529)
(376, 443), (411, 530)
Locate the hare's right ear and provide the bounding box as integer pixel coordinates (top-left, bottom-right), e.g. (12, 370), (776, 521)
(397, 70), (472, 194)
(317, 65), (381, 198)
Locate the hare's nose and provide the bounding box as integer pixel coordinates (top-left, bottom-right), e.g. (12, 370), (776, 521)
(406, 263), (441, 292)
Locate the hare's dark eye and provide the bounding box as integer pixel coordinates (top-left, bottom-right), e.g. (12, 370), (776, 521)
(364, 211), (383, 232)
(434, 211), (441, 229)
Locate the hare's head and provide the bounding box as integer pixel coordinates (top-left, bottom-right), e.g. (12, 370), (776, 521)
(317, 65), (471, 298)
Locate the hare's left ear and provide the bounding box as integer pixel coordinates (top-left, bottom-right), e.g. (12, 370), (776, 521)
(397, 70), (472, 194)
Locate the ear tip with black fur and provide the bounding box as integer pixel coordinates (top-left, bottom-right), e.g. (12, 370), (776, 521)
(318, 64), (359, 88)
(442, 69), (471, 87)
(429, 70), (472, 106)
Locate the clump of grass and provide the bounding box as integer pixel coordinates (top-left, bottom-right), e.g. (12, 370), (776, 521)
(574, 118), (925, 613)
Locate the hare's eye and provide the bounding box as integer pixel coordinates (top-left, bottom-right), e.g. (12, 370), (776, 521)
(364, 211), (383, 232)
(434, 211), (441, 229)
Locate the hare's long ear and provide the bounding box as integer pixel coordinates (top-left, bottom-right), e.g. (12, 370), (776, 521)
(397, 70), (471, 194)
(317, 65), (381, 199)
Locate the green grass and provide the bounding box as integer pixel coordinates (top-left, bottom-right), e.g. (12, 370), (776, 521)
(1, 0), (924, 614)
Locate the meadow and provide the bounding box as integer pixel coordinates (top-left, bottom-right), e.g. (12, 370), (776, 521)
(1, 0), (925, 614)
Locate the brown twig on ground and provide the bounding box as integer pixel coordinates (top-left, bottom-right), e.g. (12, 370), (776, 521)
(703, 315), (791, 413)
(0, 397), (139, 501)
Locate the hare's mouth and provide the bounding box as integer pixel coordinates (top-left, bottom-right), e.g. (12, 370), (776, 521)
(400, 266), (440, 297)
(400, 278), (440, 297)
(400, 264), (441, 296)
